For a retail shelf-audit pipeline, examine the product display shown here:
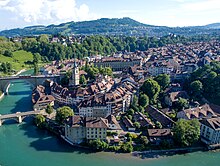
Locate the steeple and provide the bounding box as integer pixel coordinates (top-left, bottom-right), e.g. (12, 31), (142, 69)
(69, 53), (79, 86)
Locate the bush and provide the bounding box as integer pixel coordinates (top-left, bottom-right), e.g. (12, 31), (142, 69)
(3, 50), (13, 57)
(108, 146), (120, 152)
(89, 139), (109, 151)
(120, 142), (133, 153)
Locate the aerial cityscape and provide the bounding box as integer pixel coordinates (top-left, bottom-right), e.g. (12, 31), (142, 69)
(0, 0), (220, 166)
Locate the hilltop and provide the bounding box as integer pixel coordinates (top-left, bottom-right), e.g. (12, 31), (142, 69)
(1, 17), (220, 37)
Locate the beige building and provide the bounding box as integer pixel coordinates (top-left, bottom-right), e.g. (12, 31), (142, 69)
(85, 117), (108, 140)
(200, 117), (220, 145)
(65, 116), (86, 144)
(65, 116), (108, 144)
(94, 56), (142, 71)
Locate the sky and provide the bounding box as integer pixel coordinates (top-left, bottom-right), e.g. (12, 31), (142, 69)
(0, 0), (220, 30)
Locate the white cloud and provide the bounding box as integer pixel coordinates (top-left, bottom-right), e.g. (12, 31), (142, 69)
(181, 0), (220, 12)
(0, 0), (97, 25)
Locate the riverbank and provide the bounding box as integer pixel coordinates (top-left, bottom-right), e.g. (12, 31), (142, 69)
(132, 146), (206, 159)
(13, 69), (27, 76)
(0, 92), (4, 101)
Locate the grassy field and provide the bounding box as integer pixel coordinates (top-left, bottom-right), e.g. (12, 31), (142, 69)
(0, 50), (34, 76)
(0, 50), (48, 76)
(0, 50), (33, 69)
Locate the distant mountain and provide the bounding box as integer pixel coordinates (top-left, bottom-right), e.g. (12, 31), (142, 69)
(0, 17), (220, 37)
(204, 23), (220, 29)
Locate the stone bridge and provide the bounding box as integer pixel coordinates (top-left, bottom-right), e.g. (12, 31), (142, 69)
(0, 75), (60, 94)
(0, 110), (47, 126)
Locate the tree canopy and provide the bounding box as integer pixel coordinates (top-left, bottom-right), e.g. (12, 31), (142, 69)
(46, 104), (53, 115)
(140, 78), (160, 103)
(55, 106), (74, 124)
(190, 80), (203, 98)
(175, 97), (189, 111)
(187, 62), (220, 104)
(154, 74), (170, 90)
(138, 94), (149, 108)
(173, 119), (200, 147)
(35, 114), (46, 128)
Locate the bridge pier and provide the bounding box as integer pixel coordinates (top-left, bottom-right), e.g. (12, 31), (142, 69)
(18, 116), (22, 123)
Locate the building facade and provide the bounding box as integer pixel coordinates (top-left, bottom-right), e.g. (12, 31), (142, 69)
(200, 117), (220, 145)
(64, 116), (108, 144)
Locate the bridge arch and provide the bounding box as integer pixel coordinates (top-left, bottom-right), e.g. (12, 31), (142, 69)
(0, 118), (20, 125)
(21, 114), (36, 121)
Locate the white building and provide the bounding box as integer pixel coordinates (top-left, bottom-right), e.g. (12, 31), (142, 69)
(147, 63), (174, 76)
(79, 105), (111, 118)
(200, 117), (220, 145)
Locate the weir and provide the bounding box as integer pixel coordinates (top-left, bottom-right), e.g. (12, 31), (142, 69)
(5, 83), (10, 95)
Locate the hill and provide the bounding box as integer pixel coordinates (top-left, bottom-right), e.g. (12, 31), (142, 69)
(1, 17), (220, 37)
(204, 23), (220, 29)
(0, 50), (33, 74)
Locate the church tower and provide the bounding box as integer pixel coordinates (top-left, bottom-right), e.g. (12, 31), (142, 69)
(69, 56), (79, 86)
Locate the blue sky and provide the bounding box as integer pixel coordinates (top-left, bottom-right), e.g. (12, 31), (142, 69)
(0, 0), (220, 30)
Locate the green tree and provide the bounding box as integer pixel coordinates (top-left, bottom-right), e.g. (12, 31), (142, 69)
(154, 74), (170, 90)
(138, 94), (149, 108)
(3, 50), (13, 57)
(127, 115), (132, 121)
(55, 106), (74, 124)
(0, 62), (12, 74)
(176, 97), (189, 111)
(134, 122), (141, 129)
(38, 34), (49, 43)
(132, 95), (138, 106)
(140, 136), (149, 145)
(155, 121), (163, 129)
(79, 75), (87, 85)
(190, 80), (203, 97)
(89, 139), (108, 151)
(33, 53), (41, 64)
(141, 78), (160, 103)
(33, 63), (39, 75)
(173, 119), (200, 147)
(61, 70), (72, 86)
(46, 104), (53, 115)
(120, 142), (133, 153)
(127, 108), (135, 115)
(103, 67), (113, 76)
(207, 71), (217, 80)
(35, 114), (46, 128)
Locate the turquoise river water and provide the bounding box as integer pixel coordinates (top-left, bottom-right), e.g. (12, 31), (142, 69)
(0, 71), (220, 166)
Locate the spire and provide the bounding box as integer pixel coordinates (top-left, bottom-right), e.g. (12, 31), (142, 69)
(73, 48), (77, 68)
(69, 48), (79, 86)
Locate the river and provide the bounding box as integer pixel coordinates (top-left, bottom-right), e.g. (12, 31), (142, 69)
(0, 71), (220, 166)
